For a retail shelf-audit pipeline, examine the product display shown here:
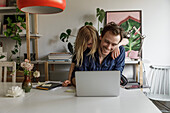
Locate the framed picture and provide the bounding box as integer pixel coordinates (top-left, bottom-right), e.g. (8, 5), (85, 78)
(106, 10), (142, 59)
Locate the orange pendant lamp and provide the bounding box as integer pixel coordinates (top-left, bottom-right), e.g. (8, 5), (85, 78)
(17, 0), (66, 14)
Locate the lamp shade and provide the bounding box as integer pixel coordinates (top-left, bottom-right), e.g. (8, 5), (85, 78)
(17, 0), (66, 14)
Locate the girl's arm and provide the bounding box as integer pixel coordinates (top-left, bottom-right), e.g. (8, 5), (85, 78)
(112, 38), (129, 59)
(62, 63), (75, 87)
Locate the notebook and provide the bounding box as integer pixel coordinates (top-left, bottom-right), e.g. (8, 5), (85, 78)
(75, 71), (120, 97)
(36, 82), (62, 90)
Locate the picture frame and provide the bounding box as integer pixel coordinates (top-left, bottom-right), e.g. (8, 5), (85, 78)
(106, 10), (142, 59)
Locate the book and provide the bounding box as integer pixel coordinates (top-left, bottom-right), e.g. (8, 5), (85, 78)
(36, 82), (62, 90)
(48, 52), (72, 60)
(124, 82), (141, 89)
(48, 59), (71, 62)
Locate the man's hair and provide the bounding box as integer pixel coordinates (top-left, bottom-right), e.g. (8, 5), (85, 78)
(101, 22), (124, 43)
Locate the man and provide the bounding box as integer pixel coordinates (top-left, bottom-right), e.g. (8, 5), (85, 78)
(71, 22), (125, 86)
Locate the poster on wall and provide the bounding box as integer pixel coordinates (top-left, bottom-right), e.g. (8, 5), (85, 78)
(106, 10), (142, 59)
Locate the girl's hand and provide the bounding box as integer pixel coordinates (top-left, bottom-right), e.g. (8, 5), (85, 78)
(112, 45), (120, 59)
(62, 80), (71, 87)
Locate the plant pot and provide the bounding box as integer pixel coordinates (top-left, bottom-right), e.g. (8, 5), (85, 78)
(22, 74), (32, 93)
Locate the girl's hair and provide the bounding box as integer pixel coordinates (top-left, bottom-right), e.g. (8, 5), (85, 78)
(74, 25), (99, 66)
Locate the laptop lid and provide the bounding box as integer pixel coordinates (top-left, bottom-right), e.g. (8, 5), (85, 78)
(75, 71), (120, 97)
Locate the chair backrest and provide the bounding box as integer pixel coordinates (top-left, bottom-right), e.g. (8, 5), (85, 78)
(0, 61), (16, 83)
(147, 65), (170, 101)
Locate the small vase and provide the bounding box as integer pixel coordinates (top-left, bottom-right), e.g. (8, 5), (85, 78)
(22, 74), (32, 93)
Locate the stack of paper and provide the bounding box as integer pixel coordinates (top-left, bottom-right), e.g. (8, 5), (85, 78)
(48, 52), (72, 62)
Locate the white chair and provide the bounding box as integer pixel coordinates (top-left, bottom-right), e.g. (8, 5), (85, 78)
(0, 61), (16, 83)
(147, 65), (170, 101)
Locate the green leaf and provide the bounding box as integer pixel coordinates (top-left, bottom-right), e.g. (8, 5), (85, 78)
(18, 16), (23, 21)
(15, 49), (18, 53)
(68, 42), (73, 54)
(89, 22), (93, 26)
(16, 8), (24, 13)
(97, 9), (105, 23)
(11, 36), (19, 40)
(96, 8), (100, 17)
(96, 8), (100, 13)
(18, 41), (21, 46)
(85, 22), (89, 26)
(11, 23), (16, 27)
(66, 29), (71, 35)
(21, 23), (26, 29)
(100, 27), (103, 34)
(84, 22), (93, 26)
(4, 32), (9, 37)
(60, 32), (67, 42)
(15, 45), (18, 48)
(7, 17), (12, 24)
(11, 50), (16, 55)
(0, 55), (5, 59)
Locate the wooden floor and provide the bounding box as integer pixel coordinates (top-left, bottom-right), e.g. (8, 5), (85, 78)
(151, 100), (170, 113)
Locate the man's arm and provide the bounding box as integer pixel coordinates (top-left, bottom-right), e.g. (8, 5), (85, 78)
(113, 46), (125, 75)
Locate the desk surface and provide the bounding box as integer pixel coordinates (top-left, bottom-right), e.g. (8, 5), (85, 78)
(0, 83), (161, 113)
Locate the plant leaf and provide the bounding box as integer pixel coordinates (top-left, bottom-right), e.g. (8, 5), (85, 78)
(60, 32), (67, 42)
(15, 45), (18, 48)
(68, 42), (73, 54)
(89, 22), (93, 26)
(66, 29), (71, 35)
(15, 49), (18, 52)
(84, 22), (93, 26)
(0, 55), (5, 59)
(18, 16), (23, 21)
(21, 23), (26, 29)
(11, 50), (16, 55)
(84, 22), (89, 26)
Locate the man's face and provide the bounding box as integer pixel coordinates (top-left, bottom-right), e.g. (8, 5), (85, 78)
(100, 31), (121, 56)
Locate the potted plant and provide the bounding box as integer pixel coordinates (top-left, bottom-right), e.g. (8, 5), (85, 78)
(96, 8), (105, 34)
(3, 8), (26, 82)
(4, 8), (26, 62)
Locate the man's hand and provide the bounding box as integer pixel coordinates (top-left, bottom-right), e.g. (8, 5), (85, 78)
(112, 45), (120, 59)
(62, 80), (71, 87)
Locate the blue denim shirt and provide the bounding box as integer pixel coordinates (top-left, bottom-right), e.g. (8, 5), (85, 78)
(71, 46), (125, 80)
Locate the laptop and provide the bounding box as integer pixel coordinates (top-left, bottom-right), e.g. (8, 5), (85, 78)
(75, 71), (120, 97)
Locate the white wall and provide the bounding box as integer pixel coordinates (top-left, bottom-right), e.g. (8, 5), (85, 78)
(37, 0), (170, 77)
(37, 0), (170, 63)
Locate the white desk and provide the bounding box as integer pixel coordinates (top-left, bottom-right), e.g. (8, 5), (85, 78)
(0, 83), (161, 113)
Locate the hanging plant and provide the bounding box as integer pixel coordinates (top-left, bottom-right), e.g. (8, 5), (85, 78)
(96, 8), (105, 34)
(4, 8), (26, 61)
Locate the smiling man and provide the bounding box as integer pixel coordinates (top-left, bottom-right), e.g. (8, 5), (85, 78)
(71, 22), (125, 86)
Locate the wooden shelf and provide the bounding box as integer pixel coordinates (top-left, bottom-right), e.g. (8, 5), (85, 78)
(0, 34), (42, 38)
(125, 60), (139, 64)
(0, 7), (17, 14)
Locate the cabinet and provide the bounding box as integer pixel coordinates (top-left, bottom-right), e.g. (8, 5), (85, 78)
(0, 7), (41, 60)
(125, 60), (143, 86)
